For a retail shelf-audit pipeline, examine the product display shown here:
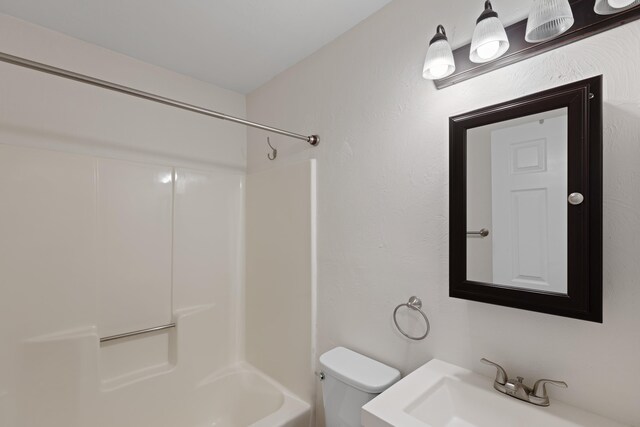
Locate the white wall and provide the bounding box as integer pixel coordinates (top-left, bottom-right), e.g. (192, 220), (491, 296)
(246, 1), (640, 425)
(0, 13), (246, 426)
(0, 13), (246, 170)
(245, 160), (317, 409)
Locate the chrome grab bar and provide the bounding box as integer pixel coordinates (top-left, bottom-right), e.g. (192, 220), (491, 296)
(467, 228), (489, 238)
(100, 323), (176, 343)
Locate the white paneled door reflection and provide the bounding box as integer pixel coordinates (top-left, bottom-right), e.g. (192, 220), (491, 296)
(97, 159), (173, 337)
(491, 114), (568, 294)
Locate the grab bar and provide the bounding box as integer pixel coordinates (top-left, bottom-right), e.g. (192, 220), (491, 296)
(467, 228), (489, 238)
(100, 323), (176, 343)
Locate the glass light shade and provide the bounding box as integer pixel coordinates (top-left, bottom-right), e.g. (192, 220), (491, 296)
(594, 0), (639, 14)
(470, 16), (510, 63)
(525, 0), (575, 43)
(423, 39), (455, 79)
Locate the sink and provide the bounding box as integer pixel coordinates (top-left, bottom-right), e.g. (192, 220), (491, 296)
(362, 359), (629, 427)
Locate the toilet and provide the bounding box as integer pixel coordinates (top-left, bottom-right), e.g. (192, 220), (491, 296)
(319, 347), (401, 427)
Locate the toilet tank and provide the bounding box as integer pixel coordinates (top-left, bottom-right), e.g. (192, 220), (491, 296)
(319, 347), (400, 427)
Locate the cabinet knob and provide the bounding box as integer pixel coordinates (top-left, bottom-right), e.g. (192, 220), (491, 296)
(568, 192), (584, 205)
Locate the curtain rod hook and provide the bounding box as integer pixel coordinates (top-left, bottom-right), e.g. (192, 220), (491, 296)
(267, 137), (277, 160)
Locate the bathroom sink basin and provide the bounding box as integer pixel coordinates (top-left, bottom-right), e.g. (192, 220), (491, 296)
(362, 359), (629, 427)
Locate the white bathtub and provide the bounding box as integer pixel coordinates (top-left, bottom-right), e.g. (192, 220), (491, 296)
(9, 313), (311, 427)
(191, 365), (311, 427)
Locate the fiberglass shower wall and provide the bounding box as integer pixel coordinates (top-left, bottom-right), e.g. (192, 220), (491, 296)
(0, 13), (246, 426)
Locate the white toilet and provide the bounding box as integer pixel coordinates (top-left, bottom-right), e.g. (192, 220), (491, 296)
(319, 347), (401, 427)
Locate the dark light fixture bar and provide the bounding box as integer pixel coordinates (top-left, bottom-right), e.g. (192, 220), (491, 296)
(434, 0), (640, 89)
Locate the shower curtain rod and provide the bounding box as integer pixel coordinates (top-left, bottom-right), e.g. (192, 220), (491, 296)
(0, 51), (320, 146)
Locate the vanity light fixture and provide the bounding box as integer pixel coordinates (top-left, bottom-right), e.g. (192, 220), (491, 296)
(423, 25), (456, 80)
(594, 0), (639, 14)
(470, 1), (510, 63)
(426, 0), (639, 87)
(525, 0), (575, 42)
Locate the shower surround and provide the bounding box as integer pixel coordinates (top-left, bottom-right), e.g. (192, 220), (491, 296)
(0, 13), (314, 427)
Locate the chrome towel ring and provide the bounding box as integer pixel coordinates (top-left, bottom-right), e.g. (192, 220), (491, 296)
(393, 296), (430, 341)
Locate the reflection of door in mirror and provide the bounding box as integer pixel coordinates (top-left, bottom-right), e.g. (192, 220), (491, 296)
(467, 108), (568, 294)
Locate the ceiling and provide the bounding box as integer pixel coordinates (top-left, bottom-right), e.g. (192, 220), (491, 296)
(0, 0), (392, 93)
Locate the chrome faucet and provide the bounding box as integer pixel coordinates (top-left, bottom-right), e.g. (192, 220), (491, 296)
(480, 358), (567, 407)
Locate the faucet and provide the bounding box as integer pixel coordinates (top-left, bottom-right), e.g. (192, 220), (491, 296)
(480, 358), (567, 407)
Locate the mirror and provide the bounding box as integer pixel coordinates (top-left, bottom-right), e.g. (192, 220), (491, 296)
(449, 77), (602, 322)
(467, 108), (569, 294)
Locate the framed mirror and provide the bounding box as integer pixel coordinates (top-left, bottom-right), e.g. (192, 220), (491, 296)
(449, 76), (602, 322)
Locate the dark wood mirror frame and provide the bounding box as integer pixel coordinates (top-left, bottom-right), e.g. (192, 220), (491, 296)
(449, 76), (603, 322)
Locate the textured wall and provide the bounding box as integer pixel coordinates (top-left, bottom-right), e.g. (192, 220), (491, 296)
(246, 1), (640, 425)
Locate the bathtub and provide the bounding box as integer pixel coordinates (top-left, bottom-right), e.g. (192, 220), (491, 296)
(13, 362), (311, 427)
(191, 365), (311, 427)
(10, 315), (312, 427)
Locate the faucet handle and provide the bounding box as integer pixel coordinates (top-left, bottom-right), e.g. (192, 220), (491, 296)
(530, 379), (568, 406)
(532, 379), (568, 397)
(480, 358), (508, 385)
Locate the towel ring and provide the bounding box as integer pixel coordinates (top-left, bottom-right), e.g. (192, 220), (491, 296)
(393, 296), (430, 341)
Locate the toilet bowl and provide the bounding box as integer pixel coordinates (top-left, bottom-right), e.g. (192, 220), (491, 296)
(319, 347), (400, 427)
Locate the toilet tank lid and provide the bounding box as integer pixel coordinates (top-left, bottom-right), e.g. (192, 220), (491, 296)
(319, 347), (401, 394)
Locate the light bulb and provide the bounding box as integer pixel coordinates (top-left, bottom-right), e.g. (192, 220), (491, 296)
(429, 64), (450, 78)
(594, 0), (639, 15)
(608, 0), (635, 7)
(422, 25), (455, 80)
(469, 1), (510, 63)
(476, 41), (501, 60)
